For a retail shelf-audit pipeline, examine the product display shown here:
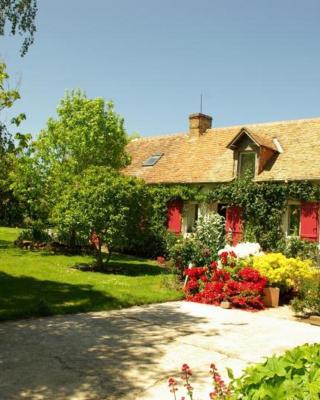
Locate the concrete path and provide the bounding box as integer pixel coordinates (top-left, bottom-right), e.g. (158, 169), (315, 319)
(0, 302), (319, 400)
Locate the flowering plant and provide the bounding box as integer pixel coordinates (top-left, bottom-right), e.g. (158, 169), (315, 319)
(184, 251), (267, 310)
(168, 362), (231, 400)
(252, 252), (316, 292)
(219, 242), (263, 259)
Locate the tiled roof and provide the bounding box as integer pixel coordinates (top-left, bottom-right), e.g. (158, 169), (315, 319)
(123, 117), (320, 183)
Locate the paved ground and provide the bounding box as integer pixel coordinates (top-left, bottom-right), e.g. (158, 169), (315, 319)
(0, 302), (319, 400)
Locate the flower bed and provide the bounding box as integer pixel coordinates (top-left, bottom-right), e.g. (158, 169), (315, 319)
(184, 251), (268, 310)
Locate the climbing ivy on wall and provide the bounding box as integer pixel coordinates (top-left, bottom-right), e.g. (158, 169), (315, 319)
(146, 179), (320, 254)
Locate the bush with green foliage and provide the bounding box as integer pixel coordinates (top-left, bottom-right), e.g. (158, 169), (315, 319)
(291, 273), (320, 316)
(169, 343), (320, 400)
(166, 234), (202, 271)
(165, 212), (226, 271)
(231, 343), (320, 399)
(281, 236), (320, 266)
(17, 222), (50, 243)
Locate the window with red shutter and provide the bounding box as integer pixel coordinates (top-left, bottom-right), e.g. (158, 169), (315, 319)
(167, 199), (183, 234)
(226, 206), (243, 245)
(300, 202), (319, 242)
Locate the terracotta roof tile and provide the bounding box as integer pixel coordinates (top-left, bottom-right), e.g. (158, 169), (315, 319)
(123, 117), (320, 183)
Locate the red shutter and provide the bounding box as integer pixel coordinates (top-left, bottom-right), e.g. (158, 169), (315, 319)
(167, 199), (183, 234)
(300, 202), (319, 242)
(226, 206), (243, 245)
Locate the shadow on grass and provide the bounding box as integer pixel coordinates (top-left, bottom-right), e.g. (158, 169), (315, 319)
(0, 239), (13, 249)
(0, 272), (122, 321)
(103, 253), (170, 276)
(0, 302), (212, 400)
(4, 237), (167, 277)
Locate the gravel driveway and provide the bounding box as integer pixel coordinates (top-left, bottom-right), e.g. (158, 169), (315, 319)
(0, 301), (319, 400)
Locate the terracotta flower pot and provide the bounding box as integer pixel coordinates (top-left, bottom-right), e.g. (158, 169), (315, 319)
(263, 287), (280, 308)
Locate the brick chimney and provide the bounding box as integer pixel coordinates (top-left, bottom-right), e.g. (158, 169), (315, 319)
(189, 113), (212, 137)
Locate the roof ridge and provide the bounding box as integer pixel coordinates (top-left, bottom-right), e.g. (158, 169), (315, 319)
(208, 116), (320, 132)
(132, 132), (186, 141)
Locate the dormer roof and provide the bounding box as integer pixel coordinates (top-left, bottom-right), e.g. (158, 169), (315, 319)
(226, 127), (278, 152)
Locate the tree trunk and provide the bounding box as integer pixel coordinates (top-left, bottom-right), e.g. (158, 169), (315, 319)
(94, 240), (104, 270)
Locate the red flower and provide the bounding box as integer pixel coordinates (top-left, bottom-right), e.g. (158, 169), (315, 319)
(210, 261), (218, 270)
(212, 269), (230, 282)
(157, 256), (165, 265)
(219, 250), (237, 266)
(184, 266), (208, 279)
(185, 278), (199, 293)
(200, 275), (208, 282)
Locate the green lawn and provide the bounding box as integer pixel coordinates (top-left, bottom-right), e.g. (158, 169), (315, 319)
(0, 227), (183, 320)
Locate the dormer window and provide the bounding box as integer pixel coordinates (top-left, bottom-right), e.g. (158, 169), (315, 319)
(238, 152), (256, 178)
(142, 152), (163, 166)
(226, 127), (279, 178)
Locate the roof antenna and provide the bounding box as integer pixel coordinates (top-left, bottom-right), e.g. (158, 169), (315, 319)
(200, 93), (203, 113)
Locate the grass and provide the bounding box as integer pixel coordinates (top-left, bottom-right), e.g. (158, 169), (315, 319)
(0, 227), (183, 321)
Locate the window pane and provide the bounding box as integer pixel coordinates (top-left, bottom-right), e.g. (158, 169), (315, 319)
(288, 205), (300, 236)
(186, 203), (198, 233)
(239, 153), (255, 178)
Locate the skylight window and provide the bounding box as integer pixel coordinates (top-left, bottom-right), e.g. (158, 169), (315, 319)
(142, 152), (163, 166)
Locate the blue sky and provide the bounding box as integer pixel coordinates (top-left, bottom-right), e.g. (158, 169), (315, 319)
(1, 0), (320, 137)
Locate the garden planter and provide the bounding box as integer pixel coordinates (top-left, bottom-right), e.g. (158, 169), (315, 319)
(263, 287), (280, 307)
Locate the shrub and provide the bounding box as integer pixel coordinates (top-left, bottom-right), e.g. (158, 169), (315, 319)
(165, 213), (226, 271)
(291, 273), (320, 316)
(282, 236), (320, 266)
(165, 234), (202, 271)
(168, 343), (320, 400)
(17, 222), (51, 244)
(252, 253), (315, 293)
(232, 343), (320, 399)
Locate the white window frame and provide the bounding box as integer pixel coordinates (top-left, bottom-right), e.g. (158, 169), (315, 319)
(283, 201), (301, 237)
(182, 202), (218, 236)
(182, 202), (199, 235)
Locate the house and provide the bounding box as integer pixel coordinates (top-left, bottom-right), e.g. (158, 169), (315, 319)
(123, 113), (320, 244)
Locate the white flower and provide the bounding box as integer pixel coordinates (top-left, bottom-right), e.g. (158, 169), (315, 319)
(218, 242), (263, 258)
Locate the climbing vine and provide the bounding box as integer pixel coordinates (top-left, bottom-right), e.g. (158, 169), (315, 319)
(143, 179), (320, 255)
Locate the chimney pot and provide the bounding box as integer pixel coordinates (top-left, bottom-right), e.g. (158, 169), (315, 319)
(189, 113), (212, 137)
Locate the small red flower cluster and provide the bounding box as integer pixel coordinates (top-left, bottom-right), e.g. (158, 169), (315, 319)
(168, 364), (193, 400)
(168, 362), (231, 400)
(184, 252), (267, 310)
(219, 250), (237, 266)
(209, 363), (230, 399)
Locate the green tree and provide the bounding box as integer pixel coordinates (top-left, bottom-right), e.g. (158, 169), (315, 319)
(52, 166), (150, 269)
(0, 62), (29, 224)
(0, 0), (38, 56)
(0, 63), (26, 154)
(37, 90), (129, 173)
(11, 91), (130, 223)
